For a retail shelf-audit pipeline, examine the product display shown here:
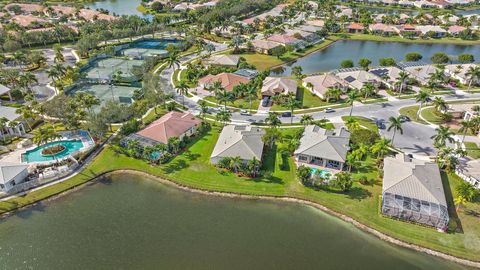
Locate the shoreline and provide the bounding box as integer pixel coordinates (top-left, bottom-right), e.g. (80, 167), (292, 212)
(3, 169), (480, 269)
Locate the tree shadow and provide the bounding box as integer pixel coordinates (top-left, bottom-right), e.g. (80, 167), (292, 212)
(183, 150), (200, 161)
(162, 159), (189, 174)
(441, 172), (464, 234)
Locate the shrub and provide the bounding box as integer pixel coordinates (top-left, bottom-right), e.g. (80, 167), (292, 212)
(350, 129), (380, 146)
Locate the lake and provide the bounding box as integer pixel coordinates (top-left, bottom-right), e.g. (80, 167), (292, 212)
(0, 174), (471, 270)
(87, 0), (152, 19)
(275, 40), (480, 76)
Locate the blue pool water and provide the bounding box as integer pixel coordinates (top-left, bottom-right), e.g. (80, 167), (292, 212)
(134, 39), (179, 50)
(311, 168), (330, 178)
(23, 140), (84, 163)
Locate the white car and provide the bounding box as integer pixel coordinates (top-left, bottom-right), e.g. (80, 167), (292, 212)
(240, 110), (250, 116)
(325, 108), (335, 113)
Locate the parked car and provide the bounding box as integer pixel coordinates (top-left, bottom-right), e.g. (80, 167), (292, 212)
(325, 108), (335, 113)
(375, 119), (386, 129)
(281, 112), (292, 117)
(399, 115), (411, 122)
(261, 96), (270, 107)
(240, 109), (250, 116)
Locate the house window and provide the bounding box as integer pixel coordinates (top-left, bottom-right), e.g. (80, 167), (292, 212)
(299, 155), (308, 161)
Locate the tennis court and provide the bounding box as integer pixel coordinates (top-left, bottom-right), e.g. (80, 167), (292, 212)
(85, 58), (143, 81)
(67, 84), (141, 108)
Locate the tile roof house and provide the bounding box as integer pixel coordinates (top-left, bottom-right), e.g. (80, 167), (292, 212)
(448, 25), (467, 36)
(344, 22), (365, 33)
(402, 64), (439, 85)
(305, 20), (325, 28)
(78, 9), (116, 22)
(12, 15), (47, 28)
(369, 66), (404, 88)
(134, 111), (202, 144)
(416, 25), (447, 38)
(302, 74), (349, 98)
(198, 73), (251, 92)
(261, 77), (298, 96)
(294, 126), (351, 172)
(334, 69), (382, 90)
(444, 64), (479, 85)
(394, 24), (421, 37)
(369, 23), (396, 35)
(5, 3), (44, 14)
(0, 162), (29, 193)
(382, 153), (449, 230)
(251, 39), (283, 55)
(267, 34), (302, 47)
(48, 5), (76, 16)
(202, 54), (240, 67)
(210, 125), (265, 164)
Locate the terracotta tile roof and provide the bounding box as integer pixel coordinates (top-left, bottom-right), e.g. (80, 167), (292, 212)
(267, 34), (300, 45)
(448, 25), (467, 33)
(5, 3), (43, 13)
(136, 111), (201, 144)
(12, 15), (47, 27)
(50, 5), (76, 15)
(345, 22), (364, 30)
(198, 73), (251, 91)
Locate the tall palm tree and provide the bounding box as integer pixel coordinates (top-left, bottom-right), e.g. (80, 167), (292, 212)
(465, 65), (480, 91)
(215, 110), (231, 126)
(325, 87), (342, 102)
(415, 90), (431, 120)
(229, 156), (242, 173)
(177, 80), (189, 107)
(387, 116), (403, 146)
(395, 71), (409, 94)
(247, 157), (261, 177)
(266, 112), (281, 128)
(347, 91), (359, 117)
(284, 93), (300, 124)
(300, 115), (314, 126)
(361, 82), (376, 99)
(166, 52), (180, 74)
(371, 138), (391, 159)
(459, 120), (475, 144)
(432, 96), (447, 112)
(431, 126), (455, 148)
(245, 85), (257, 113)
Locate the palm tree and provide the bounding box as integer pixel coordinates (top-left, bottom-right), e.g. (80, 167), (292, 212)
(387, 116), (403, 146)
(459, 120), (475, 144)
(431, 126), (455, 148)
(266, 112), (281, 128)
(361, 82), (376, 99)
(167, 137), (181, 154)
(245, 85), (257, 113)
(15, 106), (35, 130)
(0, 117), (8, 143)
(415, 90), (431, 120)
(300, 115), (314, 126)
(345, 117), (360, 131)
(432, 96), (447, 112)
(395, 71), (409, 94)
(177, 80), (189, 106)
(371, 138), (391, 158)
(346, 153), (360, 172)
(166, 52), (180, 74)
(347, 91), (359, 117)
(247, 157), (261, 177)
(325, 87), (342, 103)
(465, 65), (480, 91)
(284, 93), (300, 124)
(215, 110), (231, 126)
(198, 101), (209, 120)
(229, 156), (242, 173)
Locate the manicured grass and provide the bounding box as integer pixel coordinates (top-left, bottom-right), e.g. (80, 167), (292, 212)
(420, 107), (445, 125)
(204, 96), (259, 111)
(464, 142), (480, 159)
(399, 105), (427, 125)
(337, 33), (480, 45)
(1, 127), (480, 261)
(341, 116), (379, 132)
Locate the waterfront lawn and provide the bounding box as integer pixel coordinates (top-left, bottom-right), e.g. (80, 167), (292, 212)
(464, 142), (480, 159)
(1, 127), (480, 261)
(337, 33), (480, 45)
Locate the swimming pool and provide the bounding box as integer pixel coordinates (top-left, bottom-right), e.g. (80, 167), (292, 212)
(310, 168), (331, 178)
(22, 140), (85, 163)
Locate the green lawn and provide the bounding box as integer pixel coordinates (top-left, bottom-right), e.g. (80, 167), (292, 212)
(420, 107), (445, 125)
(399, 105), (427, 124)
(1, 126), (480, 261)
(271, 85), (339, 111)
(464, 142), (480, 159)
(204, 96), (259, 111)
(341, 116), (379, 132)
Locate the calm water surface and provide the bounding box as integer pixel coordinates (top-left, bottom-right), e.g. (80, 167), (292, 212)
(276, 40), (480, 75)
(0, 174), (471, 270)
(87, 0), (151, 18)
